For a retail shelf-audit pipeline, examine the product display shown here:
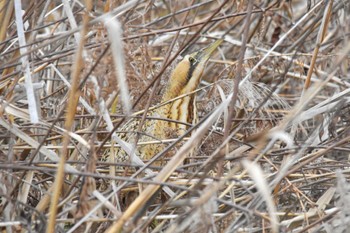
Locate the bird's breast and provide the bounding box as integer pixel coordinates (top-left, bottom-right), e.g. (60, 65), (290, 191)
(168, 96), (196, 134)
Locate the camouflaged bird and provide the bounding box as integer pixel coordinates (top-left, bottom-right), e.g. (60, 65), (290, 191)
(108, 40), (222, 165)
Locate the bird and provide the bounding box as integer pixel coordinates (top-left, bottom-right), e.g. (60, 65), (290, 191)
(107, 39), (223, 165)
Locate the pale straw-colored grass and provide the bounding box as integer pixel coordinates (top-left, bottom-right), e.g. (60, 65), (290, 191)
(1, 1), (350, 233)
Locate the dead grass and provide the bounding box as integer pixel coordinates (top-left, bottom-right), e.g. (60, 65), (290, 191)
(1, 0), (350, 232)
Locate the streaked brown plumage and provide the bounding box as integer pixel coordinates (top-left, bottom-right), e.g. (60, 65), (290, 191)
(112, 39), (222, 163)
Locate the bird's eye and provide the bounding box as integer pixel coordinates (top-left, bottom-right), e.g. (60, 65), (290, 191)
(188, 56), (196, 64)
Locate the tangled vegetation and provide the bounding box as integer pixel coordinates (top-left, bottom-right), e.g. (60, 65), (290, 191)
(1, 0), (350, 232)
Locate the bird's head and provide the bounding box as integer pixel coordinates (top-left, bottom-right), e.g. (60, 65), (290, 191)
(162, 39), (223, 101)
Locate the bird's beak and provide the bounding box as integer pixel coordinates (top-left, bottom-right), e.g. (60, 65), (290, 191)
(193, 39), (223, 62)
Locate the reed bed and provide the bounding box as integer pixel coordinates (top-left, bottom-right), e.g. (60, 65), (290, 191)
(1, 0), (350, 232)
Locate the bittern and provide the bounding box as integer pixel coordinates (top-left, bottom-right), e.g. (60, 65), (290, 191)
(112, 39), (222, 163)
